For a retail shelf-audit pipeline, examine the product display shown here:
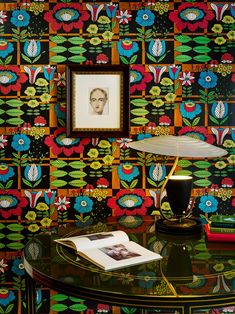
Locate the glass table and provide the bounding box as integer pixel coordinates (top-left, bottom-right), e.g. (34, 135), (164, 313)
(23, 215), (235, 314)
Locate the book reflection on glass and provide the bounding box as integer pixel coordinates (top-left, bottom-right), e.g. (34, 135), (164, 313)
(55, 230), (162, 271)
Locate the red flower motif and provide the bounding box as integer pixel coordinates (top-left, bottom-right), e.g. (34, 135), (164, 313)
(178, 127), (215, 144)
(221, 177), (233, 188)
(130, 65), (152, 94)
(0, 66), (27, 95)
(169, 3), (214, 32)
(44, 3), (89, 32)
(107, 189), (153, 216)
(44, 128), (90, 157)
(34, 116), (46, 126)
(159, 115), (171, 125)
(0, 190), (28, 219)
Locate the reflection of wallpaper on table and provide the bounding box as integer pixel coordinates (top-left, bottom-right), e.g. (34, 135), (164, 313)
(0, 1), (234, 313)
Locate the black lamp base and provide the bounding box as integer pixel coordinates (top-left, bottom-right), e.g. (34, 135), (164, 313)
(155, 217), (202, 235)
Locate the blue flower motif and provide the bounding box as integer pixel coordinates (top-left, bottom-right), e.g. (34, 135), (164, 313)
(11, 134), (31, 152)
(117, 163), (139, 182)
(0, 39), (14, 58)
(117, 38), (139, 58)
(24, 164), (42, 182)
(136, 9), (155, 27)
(0, 164), (15, 182)
(198, 71), (218, 89)
(54, 103), (66, 120)
(11, 258), (25, 276)
(138, 271), (156, 288)
(36, 289), (42, 305)
(149, 163), (166, 181)
(137, 133), (152, 141)
(180, 101), (202, 119)
(0, 288), (15, 306)
(74, 196), (94, 214)
(148, 39), (166, 57)
(198, 195), (218, 213)
(105, 3), (118, 18)
(10, 10), (30, 27)
(23, 40), (41, 58)
(211, 101), (228, 120)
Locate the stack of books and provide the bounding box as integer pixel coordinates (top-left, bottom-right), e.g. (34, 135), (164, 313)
(204, 215), (235, 242)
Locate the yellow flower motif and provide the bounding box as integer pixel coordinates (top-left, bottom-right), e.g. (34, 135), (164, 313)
(25, 87), (36, 96)
(87, 148), (99, 159)
(154, 126), (170, 136)
(28, 224), (40, 233)
(35, 78), (48, 87)
(98, 140), (111, 148)
(213, 263), (224, 272)
(218, 188), (232, 201)
(40, 93), (51, 103)
(153, 2), (169, 14)
(227, 154), (235, 165)
(90, 161), (102, 170)
(217, 64), (232, 76)
(98, 15), (111, 24)
(211, 24), (223, 34)
(149, 86), (161, 96)
(102, 31), (114, 40)
(215, 160), (227, 169)
(87, 24), (98, 34)
(92, 188), (108, 201)
(223, 140), (235, 148)
(214, 37), (226, 45)
(40, 217), (52, 227)
(29, 127), (45, 139)
(160, 78), (173, 86)
(29, 3), (44, 15)
(103, 155), (114, 165)
(25, 211), (37, 221)
(36, 202), (49, 211)
(222, 15), (235, 24)
(227, 30), (235, 40)
(90, 37), (101, 46)
(27, 99), (39, 108)
(165, 93), (176, 102)
(152, 99), (164, 107)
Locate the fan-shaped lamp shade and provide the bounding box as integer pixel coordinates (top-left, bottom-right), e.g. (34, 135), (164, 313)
(128, 135), (227, 158)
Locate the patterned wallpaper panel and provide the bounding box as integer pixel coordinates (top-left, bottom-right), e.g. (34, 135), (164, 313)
(0, 0), (234, 313)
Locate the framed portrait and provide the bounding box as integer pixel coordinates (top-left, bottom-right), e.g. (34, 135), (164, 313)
(66, 64), (130, 138)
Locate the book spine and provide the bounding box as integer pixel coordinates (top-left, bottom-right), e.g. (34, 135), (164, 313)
(211, 222), (235, 228)
(205, 225), (235, 242)
(210, 226), (235, 234)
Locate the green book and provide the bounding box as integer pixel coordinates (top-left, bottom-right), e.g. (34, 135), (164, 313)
(210, 215), (235, 228)
(209, 225), (235, 234)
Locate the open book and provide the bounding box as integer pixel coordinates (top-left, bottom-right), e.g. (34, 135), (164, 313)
(55, 230), (162, 271)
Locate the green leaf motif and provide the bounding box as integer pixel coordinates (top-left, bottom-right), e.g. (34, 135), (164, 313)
(6, 109), (24, 116)
(51, 170), (67, 177)
(51, 160), (67, 168)
(0, 109), (5, 115)
(50, 46), (67, 53)
(0, 223), (4, 230)
(6, 118), (24, 125)
(0, 243), (5, 249)
(130, 179), (138, 188)
(146, 52), (157, 63)
(131, 99), (148, 107)
(193, 46), (211, 53)
(51, 294), (68, 301)
(68, 37), (86, 45)
(131, 108), (149, 116)
(175, 169), (192, 176)
(120, 180), (130, 189)
(68, 47), (86, 54)
(69, 161), (86, 169)
(146, 177), (157, 187)
(51, 304), (68, 312)
(68, 171), (87, 178)
(194, 170), (212, 178)
(6, 233), (24, 241)
(174, 45), (192, 53)
(69, 179), (87, 187)
(6, 224), (24, 231)
(193, 55), (211, 62)
(131, 117), (149, 125)
(0, 118), (4, 125)
(175, 35), (192, 43)
(69, 297), (85, 302)
(69, 304), (87, 311)
(194, 179), (211, 187)
(177, 160), (192, 168)
(193, 36), (211, 44)
(175, 55), (192, 62)
(50, 55), (67, 63)
(51, 179), (67, 187)
(6, 242), (25, 250)
(50, 36), (67, 44)
(0, 233), (4, 239)
(194, 160), (211, 168)
(68, 56), (87, 63)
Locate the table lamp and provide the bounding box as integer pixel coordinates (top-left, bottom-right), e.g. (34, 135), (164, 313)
(128, 135), (227, 234)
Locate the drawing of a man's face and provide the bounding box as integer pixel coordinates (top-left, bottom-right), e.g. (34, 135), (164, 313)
(90, 88), (108, 115)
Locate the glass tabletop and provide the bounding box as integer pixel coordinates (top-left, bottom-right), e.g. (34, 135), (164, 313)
(23, 215), (235, 308)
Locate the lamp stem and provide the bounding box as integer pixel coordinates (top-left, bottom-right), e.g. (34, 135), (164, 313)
(159, 156), (179, 221)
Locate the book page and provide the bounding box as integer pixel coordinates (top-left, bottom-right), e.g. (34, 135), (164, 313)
(55, 230), (129, 251)
(79, 241), (162, 271)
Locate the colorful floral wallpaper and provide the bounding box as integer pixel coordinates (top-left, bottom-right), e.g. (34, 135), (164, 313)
(0, 0), (234, 313)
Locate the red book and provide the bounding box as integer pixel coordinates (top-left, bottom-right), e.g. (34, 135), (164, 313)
(204, 224), (235, 242)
